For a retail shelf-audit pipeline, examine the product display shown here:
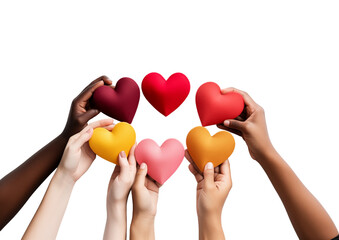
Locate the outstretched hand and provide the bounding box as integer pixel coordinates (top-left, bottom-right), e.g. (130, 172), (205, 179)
(62, 75), (112, 138)
(185, 150), (232, 218)
(217, 87), (273, 161)
(58, 118), (114, 183)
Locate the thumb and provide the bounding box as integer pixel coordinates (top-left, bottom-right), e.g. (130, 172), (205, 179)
(118, 151), (129, 178)
(134, 163), (147, 189)
(203, 162), (215, 189)
(223, 119), (245, 132)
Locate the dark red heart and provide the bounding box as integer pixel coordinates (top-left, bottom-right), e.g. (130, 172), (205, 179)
(142, 72), (190, 116)
(91, 77), (140, 123)
(196, 82), (244, 126)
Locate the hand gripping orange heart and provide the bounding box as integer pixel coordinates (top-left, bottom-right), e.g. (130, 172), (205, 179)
(89, 122), (136, 164)
(186, 126), (235, 172)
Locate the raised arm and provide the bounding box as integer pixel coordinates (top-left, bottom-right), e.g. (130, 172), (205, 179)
(130, 163), (160, 240)
(218, 88), (338, 240)
(0, 76), (111, 230)
(185, 151), (232, 240)
(103, 145), (137, 240)
(22, 119), (113, 240)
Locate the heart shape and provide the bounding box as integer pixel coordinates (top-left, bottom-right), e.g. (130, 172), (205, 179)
(186, 126), (235, 172)
(91, 77), (140, 123)
(142, 72), (190, 116)
(135, 139), (184, 185)
(89, 122), (136, 164)
(196, 82), (244, 126)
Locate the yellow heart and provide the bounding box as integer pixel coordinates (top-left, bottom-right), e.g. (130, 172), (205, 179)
(89, 122), (136, 164)
(186, 126), (235, 172)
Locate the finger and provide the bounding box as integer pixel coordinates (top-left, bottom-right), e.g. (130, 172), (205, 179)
(72, 126), (94, 149)
(185, 150), (203, 175)
(134, 163), (147, 189)
(77, 79), (104, 102)
(103, 124), (115, 131)
(235, 115), (245, 121)
(77, 76), (112, 104)
(220, 159), (231, 180)
(217, 124), (243, 137)
(188, 164), (203, 183)
(78, 109), (100, 124)
(128, 144), (137, 167)
(80, 76), (112, 96)
(222, 119), (246, 132)
(203, 162), (215, 189)
(88, 119), (114, 129)
(118, 151), (130, 178)
(221, 87), (257, 108)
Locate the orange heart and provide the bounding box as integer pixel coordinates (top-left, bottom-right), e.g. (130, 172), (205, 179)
(89, 122), (136, 165)
(186, 126), (235, 172)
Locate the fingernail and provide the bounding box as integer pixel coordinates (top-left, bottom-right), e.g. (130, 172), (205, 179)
(224, 120), (230, 126)
(120, 151), (126, 158)
(140, 163), (146, 169)
(206, 162), (213, 170)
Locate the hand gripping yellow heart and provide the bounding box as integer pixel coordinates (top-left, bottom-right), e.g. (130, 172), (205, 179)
(89, 122), (136, 164)
(186, 126), (235, 172)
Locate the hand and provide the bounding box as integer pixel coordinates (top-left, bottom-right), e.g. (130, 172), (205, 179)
(62, 76), (112, 138)
(130, 163), (161, 240)
(103, 146), (137, 240)
(58, 119), (114, 183)
(185, 151), (232, 219)
(217, 88), (274, 161)
(107, 145), (137, 206)
(132, 163), (161, 218)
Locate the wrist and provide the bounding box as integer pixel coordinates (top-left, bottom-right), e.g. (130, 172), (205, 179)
(256, 145), (280, 165)
(54, 169), (76, 187)
(107, 200), (127, 219)
(198, 213), (224, 240)
(132, 212), (156, 223)
(130, 214), (155, 240)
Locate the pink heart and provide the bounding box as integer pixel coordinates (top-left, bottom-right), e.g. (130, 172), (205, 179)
(135, 139), (185, 185)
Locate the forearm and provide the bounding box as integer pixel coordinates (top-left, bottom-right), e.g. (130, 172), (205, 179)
(103, 202), (127, 240)
(0, 133), (69, 230)
(130, 215), (155, 240)
(258, 147), (338, 240)
(198, 213), (225, 240)
(22, 169), (74, 240)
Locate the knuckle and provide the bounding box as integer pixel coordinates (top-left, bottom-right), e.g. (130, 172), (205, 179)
(257, 106), (265, 114)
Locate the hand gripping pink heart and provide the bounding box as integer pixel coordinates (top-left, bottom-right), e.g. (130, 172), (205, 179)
(135, 139), (185, 185)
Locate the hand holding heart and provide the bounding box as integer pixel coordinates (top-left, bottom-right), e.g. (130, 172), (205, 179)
(135, 139), (184, 185)
(89, 122), (136, 165)
(185, 151), (232, 223)
(186, 126), (235, 172)
(88, 75), (243, 184)
(58, 119), (114, 183)
(217, 87), (274, 161)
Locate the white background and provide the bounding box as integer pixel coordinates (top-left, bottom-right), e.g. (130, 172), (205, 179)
(0, 1), (339, 239)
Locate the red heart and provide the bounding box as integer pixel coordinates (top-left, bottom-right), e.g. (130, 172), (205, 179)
(142, 72), (190, 116)
(196, 82), (244, 126)
(91, 77), (140, 123)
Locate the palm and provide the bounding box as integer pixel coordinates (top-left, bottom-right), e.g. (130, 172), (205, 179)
(72, 142), (95, 181)
(139, 178), (159, 217)
(196, 171), (229, 214)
